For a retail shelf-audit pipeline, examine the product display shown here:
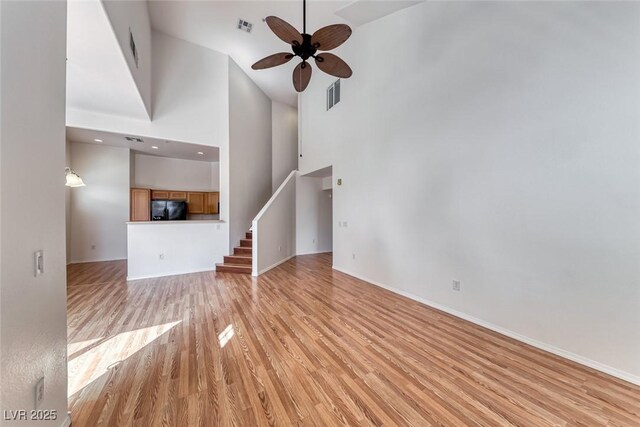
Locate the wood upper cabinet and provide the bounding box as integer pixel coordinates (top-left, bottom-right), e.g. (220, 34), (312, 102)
(130, 188), (150, 221)
(169, 191), (187, 200)
(186, 192), (205, 214)
(151, 190), (169, 200)
(205, 192), (219, 215)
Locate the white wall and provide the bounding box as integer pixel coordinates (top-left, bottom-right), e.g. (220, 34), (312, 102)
(0, 1), (69, 425)
(228, 59), (272, 249)
(300, 1), (640, 383)
(69, 142), (130, 263)
(100, 0), (152, 116)
(272, 100), (298, 191)
(253, 172), (297, 276)
(66, 141), (72, 262)
(127, 221), (227, 280)
(296, 175), (333, 255)
(133, 153), (219, 191)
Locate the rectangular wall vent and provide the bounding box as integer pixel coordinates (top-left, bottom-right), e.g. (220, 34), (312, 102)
(327, 79), (341, 110)
(129, 28), (139, 68)
(238, 19), (253, 33)
(125, 136), (144, 143)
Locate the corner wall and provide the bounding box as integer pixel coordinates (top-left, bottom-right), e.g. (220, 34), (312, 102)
(299, 1), (640, 382)
(0, 1), (69, 424)
(228, 59), (272, 249)
(272, 101), (298, 191)
(100, 0), (152, 116)
(296, 175), (332, 255)
(69, 142), (130, 263)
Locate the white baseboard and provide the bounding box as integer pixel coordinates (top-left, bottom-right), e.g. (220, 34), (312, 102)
(127, 267), (216, 281)
(60, 414), (71, 427)
(332, 266), (640, 387)
(68, 257), (127, 265)
(253, 254), (295, 276)
(295, 250), (332, 256)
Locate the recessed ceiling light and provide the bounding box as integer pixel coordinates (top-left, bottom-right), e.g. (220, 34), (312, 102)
(94, 138), (103, 143)
(151, 146), (159, 150)
(197, 151), (204, 155)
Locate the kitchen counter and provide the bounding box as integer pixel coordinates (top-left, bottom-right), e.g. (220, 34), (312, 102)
(127, 220), (229, 280)
(126, 220), (225, 225)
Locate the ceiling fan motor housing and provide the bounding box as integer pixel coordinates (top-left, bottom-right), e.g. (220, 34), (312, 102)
(292, 34), (317, 61)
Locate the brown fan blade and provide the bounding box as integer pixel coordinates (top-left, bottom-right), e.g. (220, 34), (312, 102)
(265, 16), (303, 46)
(311, 24), (352, 51)
(315, 53), (352, 78)
(252, 52), (295, 70)
(293, 61), (312, 92)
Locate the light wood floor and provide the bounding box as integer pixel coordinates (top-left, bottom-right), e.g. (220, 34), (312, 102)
(67, 254), (640, 426)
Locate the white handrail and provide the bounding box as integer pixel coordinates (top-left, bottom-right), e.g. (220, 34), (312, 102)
(253, 170), (297, 222)
(251, 170), (298, 276)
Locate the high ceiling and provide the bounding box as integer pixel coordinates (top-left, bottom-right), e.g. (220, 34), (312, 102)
(67, 1), (422, 115)
(148, 0), (354, 106)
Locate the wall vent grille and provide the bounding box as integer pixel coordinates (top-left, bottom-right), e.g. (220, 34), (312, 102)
(125, 136), (144, 143)
(238, 19), (253, 33)
(327, 80), (341, 110)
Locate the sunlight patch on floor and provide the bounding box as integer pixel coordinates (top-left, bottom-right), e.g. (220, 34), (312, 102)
(218, 324), (234, 348)
(68, 321), (181, 397)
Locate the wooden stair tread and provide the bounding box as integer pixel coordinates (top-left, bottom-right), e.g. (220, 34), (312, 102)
(221, 230), (254, 273)
(224, 255), (252, 265)
(216, 263), (251, 274)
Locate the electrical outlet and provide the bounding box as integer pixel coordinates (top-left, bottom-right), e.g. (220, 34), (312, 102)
(352, 253), (356, 260)
(313, 238), (316, 244)
(91, 244), (96, 250)
(159, 253), (165, 260)
(34, 251), (44, 277)
(35, 376), (44, 409)
(452, 280), (461, 291)
(278, 245), (282, 252)
(343, 221), (348, 227)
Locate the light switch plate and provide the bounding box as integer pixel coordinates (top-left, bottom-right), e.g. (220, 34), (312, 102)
(35, 376), (44, 408)
(34, 251), (44, 277)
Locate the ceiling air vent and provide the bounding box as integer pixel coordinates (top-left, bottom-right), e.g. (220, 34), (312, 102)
(237, 19), (253, 33)
(327, 79), (341, 110)
(125, 136), (144, 143)
(129, 28), (139, 68)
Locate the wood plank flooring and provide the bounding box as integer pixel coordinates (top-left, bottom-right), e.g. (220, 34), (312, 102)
(67, 254), (640, 426)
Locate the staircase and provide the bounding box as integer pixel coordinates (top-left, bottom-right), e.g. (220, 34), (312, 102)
(216, 231), (252, 274)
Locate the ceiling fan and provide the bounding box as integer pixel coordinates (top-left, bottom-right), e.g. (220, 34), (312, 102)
(251, 0), (353, 92)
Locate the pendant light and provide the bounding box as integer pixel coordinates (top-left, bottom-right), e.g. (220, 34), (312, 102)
(65, 167), (85, 187)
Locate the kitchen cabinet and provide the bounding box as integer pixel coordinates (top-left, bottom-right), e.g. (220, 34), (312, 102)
(151, 190), (169, 200)
(187, 192), (205, 214)
(205, 192), (219, 214)
(130, 188), (150, 221)
(169, 191), (187, 200)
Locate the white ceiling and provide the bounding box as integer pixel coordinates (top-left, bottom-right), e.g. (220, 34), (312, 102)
(149, 0), (354, 106)
(67, 0), (150, 119)
(67, 127), (220, 162)
(67, 1), (423, 115)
